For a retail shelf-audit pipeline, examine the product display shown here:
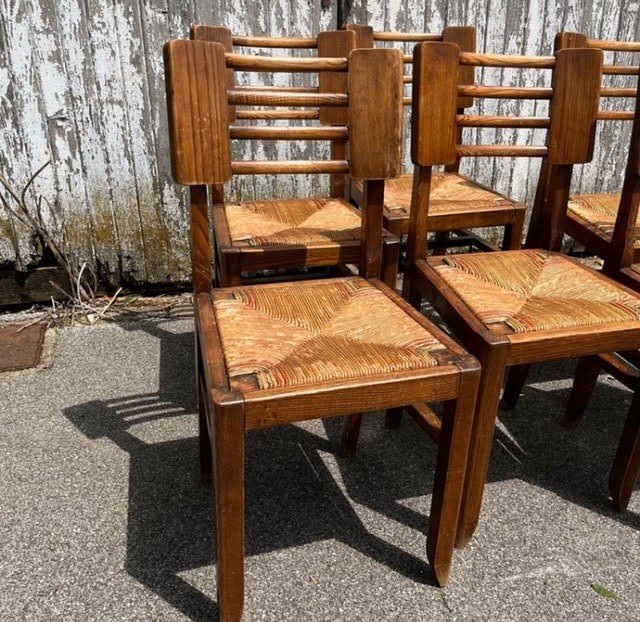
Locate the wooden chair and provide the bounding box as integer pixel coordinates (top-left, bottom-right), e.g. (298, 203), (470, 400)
(401, 40), (640, 548)
(345, 24), (526, 253)
(504, 34), (640, 410)
(188, 26), (399, 288)
(526, 33), (640, 256)
(165, 39), (482, 620)
(563, 73), (640, 512)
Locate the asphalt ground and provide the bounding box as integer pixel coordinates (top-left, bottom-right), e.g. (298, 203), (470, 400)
(1, 315), (639, 620)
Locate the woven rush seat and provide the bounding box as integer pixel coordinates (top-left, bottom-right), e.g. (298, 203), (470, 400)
(432, 250), (640, 334)
(568, 193), (640, 248)
(222, 197), (363, 247)
(354, 172), (515, 217)
(212, 276), (449, 392)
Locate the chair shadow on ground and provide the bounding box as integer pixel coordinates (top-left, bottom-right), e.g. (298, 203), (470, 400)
(63, 320), (639, 620)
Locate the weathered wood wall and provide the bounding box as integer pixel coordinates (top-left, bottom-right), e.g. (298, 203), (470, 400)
(0, 0), (638, 285)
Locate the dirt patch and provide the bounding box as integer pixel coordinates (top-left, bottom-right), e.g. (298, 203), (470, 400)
(0, 323), (46, 372)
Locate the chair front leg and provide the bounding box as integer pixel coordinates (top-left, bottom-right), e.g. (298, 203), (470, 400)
(455, 346), (508, 548)
(501, 210), (525, 250)
(212, 394), (245, 622)
(341, 413), (363, 457)
(427, 369), (479, 586)
(610, 390), (640, 513)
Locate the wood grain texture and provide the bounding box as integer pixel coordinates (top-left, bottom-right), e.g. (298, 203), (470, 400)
(164, 40), (232, 185)
(443, 27), (477, 107)
(411, 42), (459, 167)
(317, 30), (355, 125)
(548, 48), (603, 164)
(348, 48), (404, 179)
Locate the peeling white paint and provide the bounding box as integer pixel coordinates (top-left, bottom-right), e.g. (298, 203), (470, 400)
(0, 0), (638, 283)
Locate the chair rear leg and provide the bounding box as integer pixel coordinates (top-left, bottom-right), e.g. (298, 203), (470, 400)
(502, 211), (525, 250)
(341, 413), (363, 457)
(563, 356), (601, 429)
(196, 335), (212, 481)
(501, 364), (531, 410)
(427, 370), (478, 587)
(610, 391), (640, 512)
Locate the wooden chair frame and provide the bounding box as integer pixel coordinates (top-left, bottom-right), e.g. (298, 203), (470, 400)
(165, 39), (481, 620)
(527, 33), (640, 254)
(562, 67), (640, 512)
(403, 40), (640, 548)
(189, 25), (400, 289)
(345, 23), (527, 253)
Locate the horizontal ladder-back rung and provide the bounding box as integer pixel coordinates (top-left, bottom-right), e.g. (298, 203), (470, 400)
(456, 145), (548, 157)
(373, 31), (442, 42)
(234, 110), (320, 120)
(225, 53), (348, 72)
(233, 85), (319, 93)
(228, 89), (347, 107)
(231, 35), (318, 49)
(603, 64), (640, 75)
(597, 110), (635, 120)
(229, 126), (348, 140)
(458, 85), (552, 99)
(459, 52), (555, 68)
(588, 38), (640, 52)
(600, 87), (637, 97)
(231, 160), (349, 175)
(457, 115), (551, 128)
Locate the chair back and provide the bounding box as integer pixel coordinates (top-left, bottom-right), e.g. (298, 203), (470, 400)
(163, 39), (404, 289)
(406, 41), (603, 266)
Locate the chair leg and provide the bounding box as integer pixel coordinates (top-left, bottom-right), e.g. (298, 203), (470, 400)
(385, 408), (404, 429)
(382, 238), (400, 291)
(563, 356), (601, 429)
(196, 335), (212, 481)
(502, 212), (525, 250)
(501, 364), (531, 410)
(341, 413), (363, 457)
(427, 371), (478, 587)
(220, 252), (242, 287)
(432, 231), (449, 256)
(213, 400), (245, 622)
(455, 347), (508, 548)
(609, 391), (640, 513)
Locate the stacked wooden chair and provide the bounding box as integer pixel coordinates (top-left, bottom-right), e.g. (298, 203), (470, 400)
(187, 26), (399, 287)
(395, 40), (640, 548)
(164, 38), (484, 620)
(345, 24), (527, 252)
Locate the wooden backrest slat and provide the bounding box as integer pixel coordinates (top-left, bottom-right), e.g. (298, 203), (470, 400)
(227, 90), (348, 107)
(190, 25), (236, 121)
(458, 85), (553, 99)
(225, 53), (348, 72)
(411, 42), (459, 167)
(164, 40), (232, 185)
(548, 48), (603, 164)
(442, 27), (477, 108)
(234, 110), (320, 120)
(229, 126), (348, 140)
(231, 35), (317, 48)
(588, 38), (640, 52)
(458, 52), (555, 68)
(373, 31), (442, 42)
(348, 48), (404, 179)
(346, 24), (374, 49)
(318, 30), (355, 125)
